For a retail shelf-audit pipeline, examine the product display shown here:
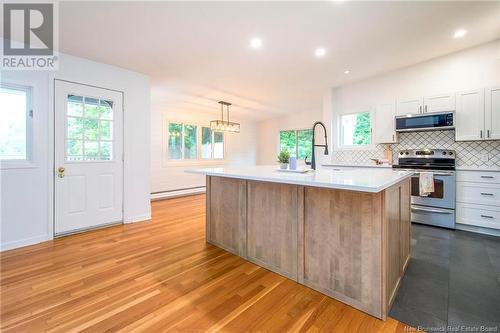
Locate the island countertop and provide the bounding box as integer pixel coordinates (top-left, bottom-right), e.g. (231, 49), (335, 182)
(187, 165), (413, 193)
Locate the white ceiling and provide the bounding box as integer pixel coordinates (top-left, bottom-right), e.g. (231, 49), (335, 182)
(57, 1), (500, 120)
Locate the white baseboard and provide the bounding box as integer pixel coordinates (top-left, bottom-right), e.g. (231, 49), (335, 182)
(1, 234), (51, 252)
(151, 187), (206, 201)
(124, 213), (151, 224)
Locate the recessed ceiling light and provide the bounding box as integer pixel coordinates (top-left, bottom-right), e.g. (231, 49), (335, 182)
(344, 70), (350, 74)
(453, 29), (467, 39)
(315, 47), (326, 58)
(250, 37), (263, 49)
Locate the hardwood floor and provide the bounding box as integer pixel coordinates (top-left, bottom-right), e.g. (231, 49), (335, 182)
(1, 195), (415, 332)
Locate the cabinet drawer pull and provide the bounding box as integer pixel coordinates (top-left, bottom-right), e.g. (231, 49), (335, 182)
(480, 130), (483, 138)
(480, 192), (494, 196)
(480, 175), (494, 179)
(481, 215), (494, 219)
(487, 130), (490, 138)
(419, 106), (422, 113)
(424, 105), (427, 113)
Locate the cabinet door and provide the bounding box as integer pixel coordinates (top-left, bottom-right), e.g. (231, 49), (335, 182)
(374, 101), (397, 143)
(423, 93), (455, 113)
(396, 97), (423, 116)
(246, 181), (298, 279)
(208, 176), (247, 257)
(455, 89), (485, 141)
(485, 87), (500, 140)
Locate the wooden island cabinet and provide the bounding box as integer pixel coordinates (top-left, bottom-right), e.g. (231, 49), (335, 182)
(204, 173), (411, 320)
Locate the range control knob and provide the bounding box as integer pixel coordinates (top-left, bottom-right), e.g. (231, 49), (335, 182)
(442, 151), (447, 155)
(449, 152), (453, 155)
(405, 152), (409, 155)
(400, 152), (404, 155)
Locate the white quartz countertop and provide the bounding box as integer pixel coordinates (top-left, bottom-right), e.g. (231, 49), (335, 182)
(186, 165), (413, 193)
(322, 163), (392, 169)
(456, 166), (500, 172)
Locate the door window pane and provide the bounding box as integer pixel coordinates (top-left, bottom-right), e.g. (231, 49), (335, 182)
(340, 112), (371, 146)
(213, 132), (224, 159)
(67, 95), (83, 117)
(100, 141), (113, 160)
(168, 123), (182, 160)
(202, 127), (212, 159)
(67, 117), (83, 139)
(279, 130), (297, 156)
(297, 129), (313, 159)
(0, 85), (30, 160)
(65, 94), (115, 161)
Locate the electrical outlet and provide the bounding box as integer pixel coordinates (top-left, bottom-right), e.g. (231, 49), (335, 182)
(480, 153), (489, 162)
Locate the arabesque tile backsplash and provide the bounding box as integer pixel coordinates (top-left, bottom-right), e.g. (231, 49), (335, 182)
(331, 130), (500, 168)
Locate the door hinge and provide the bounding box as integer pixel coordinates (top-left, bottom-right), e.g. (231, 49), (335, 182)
(122, 153), (124, 162)
(29, 109), (33, 117)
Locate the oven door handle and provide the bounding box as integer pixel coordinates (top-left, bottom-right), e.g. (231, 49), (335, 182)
(411, 207), (453, 214)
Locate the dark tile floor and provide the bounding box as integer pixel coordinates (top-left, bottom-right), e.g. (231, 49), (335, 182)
(390, 223), (500, 332)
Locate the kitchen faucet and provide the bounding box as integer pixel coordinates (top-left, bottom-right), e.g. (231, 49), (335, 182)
(305, 121), (329, 170)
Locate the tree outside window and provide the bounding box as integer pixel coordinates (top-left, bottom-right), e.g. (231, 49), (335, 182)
(279, 129), (313, 159)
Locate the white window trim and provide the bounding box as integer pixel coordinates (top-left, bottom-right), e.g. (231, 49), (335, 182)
(0, 82), (35, 169)
(162, 118), (226, 167)
(334, 108), (375, 151)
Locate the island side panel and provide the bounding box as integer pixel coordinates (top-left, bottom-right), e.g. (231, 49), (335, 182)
(207, 176), (247, 258)
(246, 181), (299, 279)
(400, 179), (411, 272)
(301, 187), (383, 318)
(382, 178), (411, 318)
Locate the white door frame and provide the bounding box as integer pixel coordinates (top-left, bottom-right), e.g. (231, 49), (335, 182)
(49, 78), (125, 238)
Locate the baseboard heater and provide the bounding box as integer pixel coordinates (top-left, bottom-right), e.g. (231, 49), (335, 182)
(150, 186), (206, 201)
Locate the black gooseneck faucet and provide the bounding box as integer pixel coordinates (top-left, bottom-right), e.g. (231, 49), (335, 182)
(305, 121), (329, 170)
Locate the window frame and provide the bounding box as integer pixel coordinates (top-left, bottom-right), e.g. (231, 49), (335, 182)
(336, 109), (374, 151)
(278, 128), (313, 160)
(163, 119), (226, 166)
(0, 82), (34, 168)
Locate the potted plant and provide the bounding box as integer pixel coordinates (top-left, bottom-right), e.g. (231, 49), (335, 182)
(277, 150), (290, 170)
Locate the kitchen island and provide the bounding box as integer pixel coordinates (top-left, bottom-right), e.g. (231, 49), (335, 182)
(187, 166), (413, 319)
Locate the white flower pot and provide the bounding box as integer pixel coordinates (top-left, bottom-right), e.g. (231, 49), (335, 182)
(279, 163), (288, 170)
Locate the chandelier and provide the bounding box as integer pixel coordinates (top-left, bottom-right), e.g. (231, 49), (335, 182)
(210, 101), (240, 133)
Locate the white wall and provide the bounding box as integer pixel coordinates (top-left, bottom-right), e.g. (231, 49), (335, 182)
(257, 40), (500, 164)
(330, 40), (500, 152)
(151, 108), (258, 194)
(1, 52), (151, 251)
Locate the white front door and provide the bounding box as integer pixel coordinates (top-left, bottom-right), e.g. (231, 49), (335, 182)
(55, 80), (123, 235)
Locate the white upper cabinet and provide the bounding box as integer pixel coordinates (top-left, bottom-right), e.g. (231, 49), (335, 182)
(396, 93), (455, 115)
(485, 87), (500, 140)
(455, 89), (485, 141)
(396, 97), (423, 116)
(423, 93), (455, 113)
(374, 101), (397, 143)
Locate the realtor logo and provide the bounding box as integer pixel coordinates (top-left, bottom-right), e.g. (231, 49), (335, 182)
(2, 2), (58, 70)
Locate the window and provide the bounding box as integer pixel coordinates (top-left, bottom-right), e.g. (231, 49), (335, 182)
(279, 129), (313, 159)
(168, 122), (224, 161)
(339, 112), (371, 147)
(0, 84), (32, 161)
(66, 95), (114, 161)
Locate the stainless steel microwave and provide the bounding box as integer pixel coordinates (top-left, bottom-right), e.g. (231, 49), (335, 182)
(395, 111), (454, 132)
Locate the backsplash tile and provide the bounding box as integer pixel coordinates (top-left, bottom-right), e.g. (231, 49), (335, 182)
(331, 130), (500, 168)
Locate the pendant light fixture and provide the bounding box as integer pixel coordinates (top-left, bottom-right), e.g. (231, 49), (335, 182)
(210, 101), (240, 133)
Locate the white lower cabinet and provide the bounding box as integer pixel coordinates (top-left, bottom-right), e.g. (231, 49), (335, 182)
(456, 170), (500, 231)
(457, 203), (500, 230)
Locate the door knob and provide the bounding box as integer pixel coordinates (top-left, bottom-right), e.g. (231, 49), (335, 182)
(57, 167), (65, 178)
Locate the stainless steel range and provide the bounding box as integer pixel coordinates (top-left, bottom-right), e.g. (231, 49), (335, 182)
(393, 149), (456, 229)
